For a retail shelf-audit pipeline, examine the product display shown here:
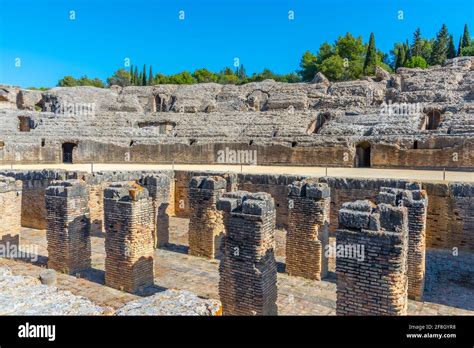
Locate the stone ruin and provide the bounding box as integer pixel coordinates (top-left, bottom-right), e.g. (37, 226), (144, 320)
(336, 200), (409, 315)
(377, 183), (428, 300)
(188, 176), (227, 259)
(0, 175), (22, 250)
(286, 180), (331, 280)
(104, 182), (155, 293)
(0, 58), (472, 169)
(217, 191), (278, 315)
(45, 180), (91, 274)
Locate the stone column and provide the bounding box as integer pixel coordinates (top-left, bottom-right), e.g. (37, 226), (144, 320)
(45, 180), (91, 274)
(217, 191), (278, 315)
(336, 200), (408, 316)
(286, 181), (330, 280)
(0, 176), (22, 251)
(104, 182), (155, 293)
(140, 174), (172, 248)
(377, 183), (428, 301)
(188, 176), (226, 259)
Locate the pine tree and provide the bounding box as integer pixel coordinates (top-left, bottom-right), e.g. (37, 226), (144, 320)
(148, 66), (154, 85)
(430, 24), (450, 65)
(142, 65), (147, 86)
(404, 40), (411, 65)
(447, 35), (456, 59)
(363, 32), (377, 75)
(412, 28), (423, 57)
(238, 64), (247, 79)
(458, 36), (463, 56)
(462, 24), (471, 48)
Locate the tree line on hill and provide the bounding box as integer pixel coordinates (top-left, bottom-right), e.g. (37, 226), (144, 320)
(54, 23), (472, 89)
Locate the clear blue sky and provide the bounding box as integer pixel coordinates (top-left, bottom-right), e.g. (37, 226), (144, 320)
(0, 0), (472, 87)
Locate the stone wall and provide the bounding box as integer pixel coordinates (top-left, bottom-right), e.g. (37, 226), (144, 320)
(188, 176), (226, 259)
(336, 200), (408, 315)
(0, 176), (22, 249)
(286, 181), (330, 280)
(104, 182), (155, 293)
(45, 180), (91, 274)
(217, 191), (278, 315)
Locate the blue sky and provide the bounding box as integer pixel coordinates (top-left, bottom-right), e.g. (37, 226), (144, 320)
(0, 0), (472, 87)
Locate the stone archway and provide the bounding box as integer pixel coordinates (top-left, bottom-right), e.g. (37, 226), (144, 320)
(62, 142), (77, 164)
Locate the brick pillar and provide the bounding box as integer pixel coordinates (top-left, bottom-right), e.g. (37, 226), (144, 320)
(140, 174), (172, 248)
(336, 200), (408, 315)
(217, 191), (278, 315)
(45, 180), (91, 274)
(188, 176), (226, 259)
(377, 183), (428, 301)
(0, 175), (22, 251)
(286, 181), (330, 280)
(104, 182), (155, 293)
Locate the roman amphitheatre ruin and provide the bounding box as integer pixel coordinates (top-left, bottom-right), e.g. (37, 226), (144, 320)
(0, 58), (472, 315)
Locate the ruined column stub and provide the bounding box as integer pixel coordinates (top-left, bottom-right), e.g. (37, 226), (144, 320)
(140, 174), (172, 248)
(45, 179), (91, 274)
(286, 181), (330, 280)
(336, 200), (408, 316)
(188, 176), (227, 259)
(217, 191), (278, 316)
(0, 175), (22, 251)
(377, 182), (428, 301)
(104, 182), (155, 293)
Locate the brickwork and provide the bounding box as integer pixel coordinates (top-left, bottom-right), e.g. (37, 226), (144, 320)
(336, 200), (408, 315)
(188, 176), (227, 259)
(0, 176), (22, 250)
(217, 191), (278, 315)
(104, 182), (155, 293)
(140, 174), (172, 247)
(377, 183), (428, 300)
(45, 180), (91, 274)
(286, 181), (330, 280)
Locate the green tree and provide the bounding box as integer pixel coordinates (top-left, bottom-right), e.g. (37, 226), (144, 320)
(133, 66), (139, 86)
(462, 24), (471, 48)
(430, 24), (450, 65)
(405, 56), (428, 69)
(237, 64), (247, 80)
(57, 76), (78, 87)
(148, 66), (154, 85)
(298, 50), (318, 81)
(169, 71), (196, 84)
(142, 64), (147, 86)
(129, 65), (134, 85)
(411, 28), (423, 57)
(363, 32), (377, 75)
(317, 55), (345, 81)
(457, 36), (463, 56)
(461, 42), (474, 56)
(394, 43), (405, 69)
(192, 68), (218, 83)
(447, 35), (457, 59)
(106, 69), (131, 87)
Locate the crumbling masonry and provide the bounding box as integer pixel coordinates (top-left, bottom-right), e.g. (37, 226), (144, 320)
(217, 191), (278, 315)
(45, 180), (91, 274)
(377, 183), (428, 301)
(188, 176), (227, 259)
(286, 181), (330, 280)
(104, 182), (155, 293)
(140, 174), (172, 248)
(0, 175), (22, 251)
(336, 200), (408, 315)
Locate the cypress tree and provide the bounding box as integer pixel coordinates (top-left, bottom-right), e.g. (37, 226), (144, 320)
(395, 45), (405, 69)
(148, 66), (154, 85)
(133, 66), (139, 86)
(462, 24), (471, 48)
(458, 36), (463, 56)
(142, 64), (147, 86)
(363, 32), (377, 75)
(404, 40), (411, 65)
(447, 35), (456, 59)
(129, 65), (134, 85)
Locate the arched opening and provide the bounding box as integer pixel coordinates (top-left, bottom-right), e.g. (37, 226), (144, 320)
(355, 142), (371, 168)
(62, 142), (77, 164)
(425, 110), (442, 130)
